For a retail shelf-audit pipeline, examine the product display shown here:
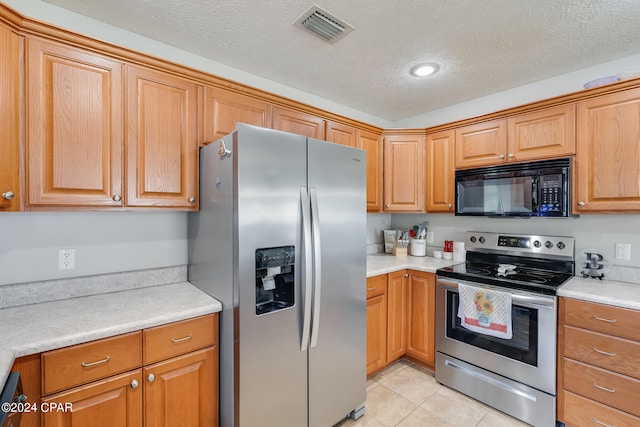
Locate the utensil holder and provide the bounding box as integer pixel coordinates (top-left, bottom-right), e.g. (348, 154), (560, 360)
(410, 238), (426, 256)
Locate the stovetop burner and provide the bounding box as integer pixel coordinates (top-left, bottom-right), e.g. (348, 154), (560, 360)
(436, 231), (575, 295)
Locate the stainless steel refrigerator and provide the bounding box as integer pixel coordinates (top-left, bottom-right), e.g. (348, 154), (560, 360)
(188, 123), (367, 427)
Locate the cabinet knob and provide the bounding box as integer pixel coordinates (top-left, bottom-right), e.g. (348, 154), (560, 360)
(188, 197), (196, 203)
(498, 154), (505, 159)
(385, 204), (390, 208)
(130, 379), (139, 389)
(2, 191), (14, 200)
(147, 373), (156, 383)
(113, 194), (121, 202)
(508, 153), (514, 158)
(448, 203), (452, 209)
(404, 273), (409, 278)
(578, 201), (586, 207)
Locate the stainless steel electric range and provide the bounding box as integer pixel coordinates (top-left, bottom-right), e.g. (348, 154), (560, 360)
(435, 231), (575, 427)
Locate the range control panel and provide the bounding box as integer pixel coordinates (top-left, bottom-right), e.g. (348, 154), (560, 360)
(466, 231), (574, 260)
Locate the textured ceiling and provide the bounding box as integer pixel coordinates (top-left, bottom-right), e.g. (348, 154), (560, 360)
(43, 0), (640, 122)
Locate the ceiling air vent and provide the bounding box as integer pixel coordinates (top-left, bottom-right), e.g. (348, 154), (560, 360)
(295, 6), (354, 44)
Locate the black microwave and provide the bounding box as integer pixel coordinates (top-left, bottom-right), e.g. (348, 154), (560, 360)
(455, 158), (572, 217)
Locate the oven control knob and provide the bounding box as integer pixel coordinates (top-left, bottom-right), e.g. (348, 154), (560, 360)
(533, 240), (541, 248)
(557, 241), (566, 250)
(479, 236), (485, 244)
(470, 236), (476, 243)
(545, 241), (553, 249)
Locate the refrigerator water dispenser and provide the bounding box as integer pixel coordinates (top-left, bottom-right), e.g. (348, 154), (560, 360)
(255, 246), (295, 315)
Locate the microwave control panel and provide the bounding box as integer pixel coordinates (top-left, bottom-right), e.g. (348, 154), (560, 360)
(539, 174), (563, 212)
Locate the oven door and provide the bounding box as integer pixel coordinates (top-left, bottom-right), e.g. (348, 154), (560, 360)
(435, 277), (557, 394)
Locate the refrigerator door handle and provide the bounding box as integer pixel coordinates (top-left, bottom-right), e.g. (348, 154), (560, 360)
(300, 187), (313, 352)
(310, 187), (322, 348)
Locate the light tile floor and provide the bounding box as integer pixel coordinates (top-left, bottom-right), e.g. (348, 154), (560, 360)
(336, 359), (529, 427)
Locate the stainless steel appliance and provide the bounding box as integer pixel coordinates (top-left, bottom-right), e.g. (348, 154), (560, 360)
(455, 158), (572, 217)
(1, 372), (23, 427)
(188, 124), (367, 427)
(435, 231), (575, 427)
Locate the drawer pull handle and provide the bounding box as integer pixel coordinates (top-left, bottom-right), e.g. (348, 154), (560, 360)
(593, 347), (616, 357)
(593, 382), (616, 393)
(593, 417), (615, 427)
(366, 286), (376, 291)
(171, 334), (193, 343)
(593, 315), (617, 323)
(81, 356), (110, 367)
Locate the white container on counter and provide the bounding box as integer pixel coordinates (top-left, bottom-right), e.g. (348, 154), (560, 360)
(410, 238), (426, 256)
(453, 241), (466, 261)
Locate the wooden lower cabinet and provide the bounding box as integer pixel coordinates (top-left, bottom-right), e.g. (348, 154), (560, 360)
(386, 270), (408, 363)
(405, 271), (435, 368)
(559, 298), (640, 425)
(144, 347), (217, 427)
(367, 270), (436, 375)
(42, 370), (143, 427)
(366, 275), (388, 377)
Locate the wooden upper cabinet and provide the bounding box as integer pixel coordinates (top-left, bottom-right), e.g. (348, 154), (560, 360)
(0, 23), (20, 211)
(575, 88), (640, 212)
(26, 36), (124, 207)
(507, 104), (575, 162)
(455, 119), (507, 168)
(383, 132), (424, 212)
(202, 86), (271, 145)
(126, 65), (198, 209)
(271, 106), (325, 139)
(357, 129), (383, 212)
(425, 130), (455, 212)
(325, 121), (356, 147)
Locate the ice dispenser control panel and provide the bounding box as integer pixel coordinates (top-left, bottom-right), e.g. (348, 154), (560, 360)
(255, 246), (295, 315)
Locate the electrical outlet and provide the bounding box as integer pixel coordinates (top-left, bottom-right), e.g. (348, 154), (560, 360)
(426, 231), (434, 244)
(615, 243), (631, 261)
(58, 248), (76, 270)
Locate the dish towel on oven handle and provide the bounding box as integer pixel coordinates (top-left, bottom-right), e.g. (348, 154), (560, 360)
(457, 283), (513, 339)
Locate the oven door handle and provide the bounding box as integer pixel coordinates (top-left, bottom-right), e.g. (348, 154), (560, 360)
(436, 277), (556, 309)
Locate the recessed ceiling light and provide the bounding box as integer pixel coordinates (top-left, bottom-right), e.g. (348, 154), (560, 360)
(410, 63), (440, 77)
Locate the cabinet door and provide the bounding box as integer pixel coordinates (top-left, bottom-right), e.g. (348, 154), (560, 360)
(144, 347), (218, 427)
(0, 24), (20, 211)
(507, 104), (575, 162)
(366, 275), (387, 377)
(357, 129), (383, 212)
(325, 120), (356, 147)
(271, 106), (325, 139)
(576, 88), (640, 212)
(26, 36), (124, 207)
(126, 65), (198, 208)
(387, 271), (408, 363)
(406, 271), (435, 367)
(41, 370), (143, 427)
(202, 86), (271, 144)
(383, 133), (424, 212)
(455, 119), (507, 168)
(425, 130), (455, 212)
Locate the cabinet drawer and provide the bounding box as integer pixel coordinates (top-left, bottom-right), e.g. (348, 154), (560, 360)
(42, 331), (142, 395)
(143, 314), (217, 365)
(366, 275), (387, 299)
(564, 325), (640, 379)
(564, 358), (640, 417)
(563, 390), (640, 427)
(563, 298), (640, 341)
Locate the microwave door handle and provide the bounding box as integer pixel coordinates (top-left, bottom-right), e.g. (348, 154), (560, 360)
(532, 179), (539, 212)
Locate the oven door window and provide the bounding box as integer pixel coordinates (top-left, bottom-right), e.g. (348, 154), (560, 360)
(446, 290), (538, 366)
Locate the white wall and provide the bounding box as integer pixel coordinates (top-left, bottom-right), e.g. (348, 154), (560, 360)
(0, 212), (188, 285)
(367, 212), (640, 279)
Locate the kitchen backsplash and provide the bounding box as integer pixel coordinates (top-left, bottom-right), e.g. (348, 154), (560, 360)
(368, 213), (640, 285)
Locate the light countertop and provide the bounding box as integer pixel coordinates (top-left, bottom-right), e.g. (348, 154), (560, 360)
(558, 276), (640, 310)
(367, 253), (462, 277)
(0, 282), (221, 387)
